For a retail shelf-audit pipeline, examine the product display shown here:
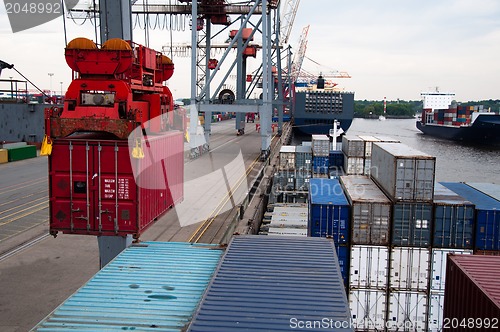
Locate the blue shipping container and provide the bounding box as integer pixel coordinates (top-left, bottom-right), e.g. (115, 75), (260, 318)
(441, 182), (500, 251)
(433, 183), (475, 249)
(308, 178), (350, 244)
(329, 150), (344, 169)
(313, 156), (329, 174)
(336, 244), (350, 288)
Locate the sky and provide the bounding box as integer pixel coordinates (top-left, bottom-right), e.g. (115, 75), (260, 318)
(1, 0), (499, 101)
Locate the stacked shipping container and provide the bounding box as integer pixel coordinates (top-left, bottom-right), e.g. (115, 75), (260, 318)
(342, 135), (364, 175)
(308, 178), (350, 286)
(443, 254), (500, 331)
(311, 135), (330, 174)
(370, 142), (436, 331)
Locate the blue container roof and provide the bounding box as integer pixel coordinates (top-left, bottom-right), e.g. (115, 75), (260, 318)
(33, 242), (223, 331)
(309, 178), (349, 205)
(440, 182), (500, 210)
(433, 183), (474, 205)
(188, 235), (352, 332)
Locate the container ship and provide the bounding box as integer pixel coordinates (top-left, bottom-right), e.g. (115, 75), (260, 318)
(416, 90), (500, 143)
(293, 76), (355, 136)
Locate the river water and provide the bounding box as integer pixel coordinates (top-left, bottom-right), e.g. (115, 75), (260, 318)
(346, 118), (500, 183)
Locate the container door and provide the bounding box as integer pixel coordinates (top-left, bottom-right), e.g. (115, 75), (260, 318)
(395, 158), (415, 200)
(390, 247), (430, 291)
(372, 203), (391, 245)
(387, 291), (428, 331)
(350, 245), (389, 289)
(93, 143), (137, 234)
(352, 202), (370, 244)
(50, 141), (92, 232)
(350, 289), (387, 330)
(414, 159), (435, 201)
(428, 292), (445, 332)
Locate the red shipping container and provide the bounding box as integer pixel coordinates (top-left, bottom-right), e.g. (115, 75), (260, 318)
(443, 255), (500, 331)
(49, 131), (184, 238)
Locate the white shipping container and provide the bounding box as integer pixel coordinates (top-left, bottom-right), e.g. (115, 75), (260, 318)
(430, 248), (473, 292)
(350, 289), (387, 331)
(350, 246), (389, 289)
(279, 146), (296, 170)
(387, 291), (428, 331)
(428, 292), (445, 332)
(363, 158), (372, 176)
(267, 227), (307, 237)
(311, 135), (330, 157)
(344, 154), (364, 175)
(272, 206), (308, 219)
(390, 247), (430, 291)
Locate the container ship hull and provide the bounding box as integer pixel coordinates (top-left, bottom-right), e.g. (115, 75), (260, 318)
(293, 90), (354, 135)
(417, 114), (500, 143)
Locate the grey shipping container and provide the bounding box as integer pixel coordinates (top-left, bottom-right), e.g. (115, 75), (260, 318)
(311, 134), (330, 156)
(392, 202), (433, 247)
(279, 145), (296, 170)
(341, 175), (392, 245)
(358, 135), (380, 158)
(443, 255), (500, 330)
(371, 142), (436, 202)
(344, 154), (364, 175)
(342, 135), (365, 157)
(433, 183), (475, 248)
(295, 145), (312, 172)
(188, 235), (353, 332)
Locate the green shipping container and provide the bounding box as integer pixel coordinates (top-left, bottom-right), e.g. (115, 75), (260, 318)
(7, 145), (37, 162)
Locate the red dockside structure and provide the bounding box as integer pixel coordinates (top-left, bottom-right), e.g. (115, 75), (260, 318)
(44, 37), (184, 239)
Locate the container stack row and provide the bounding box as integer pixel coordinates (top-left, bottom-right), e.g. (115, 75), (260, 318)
(311, 134), (330, 175)
(306, 140), (500, 331)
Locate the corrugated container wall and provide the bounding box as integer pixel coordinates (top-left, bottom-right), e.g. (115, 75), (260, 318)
(387, 291), (428, 331)
(336, 244), (350, 287)
(329, 150), (344, 169)
(390, 247), (430, 292)
(358, 135), (381, 158)
(443, 255), (500, 331)
(350, 245), (389, 289)
(295, 145), (312, 173)
(278, 145), (295, 170)
(392, 202), (433, 247)
(441, 182), (500, 250)
(433, 183), (475, 249)
(350, 289), (387, 331)
(371, 142), (436, 202)
(312, 155), (329, 174)
(342, 135), (365, 157)
(344, 155), (364, 175)
(311, 134), (330, 156)
(188, 236), (353, 332)
(308, 178), (350, 244)
(341, 175), (391, 245)
(49, 132), (184, 238)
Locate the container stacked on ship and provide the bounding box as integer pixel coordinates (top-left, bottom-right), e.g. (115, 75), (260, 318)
(440, 182), (500, 254)
(308, 178), (350, 287)
(340, 175), (392, 330)
(427, 183), (475, 330)
(370, 142), (436, 331)
(311, 134), (330, 176)
(272, 144), (312, 204)
(341, 135), (401, 176)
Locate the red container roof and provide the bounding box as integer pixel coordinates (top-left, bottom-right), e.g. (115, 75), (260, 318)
(450, 255), (500, 309)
